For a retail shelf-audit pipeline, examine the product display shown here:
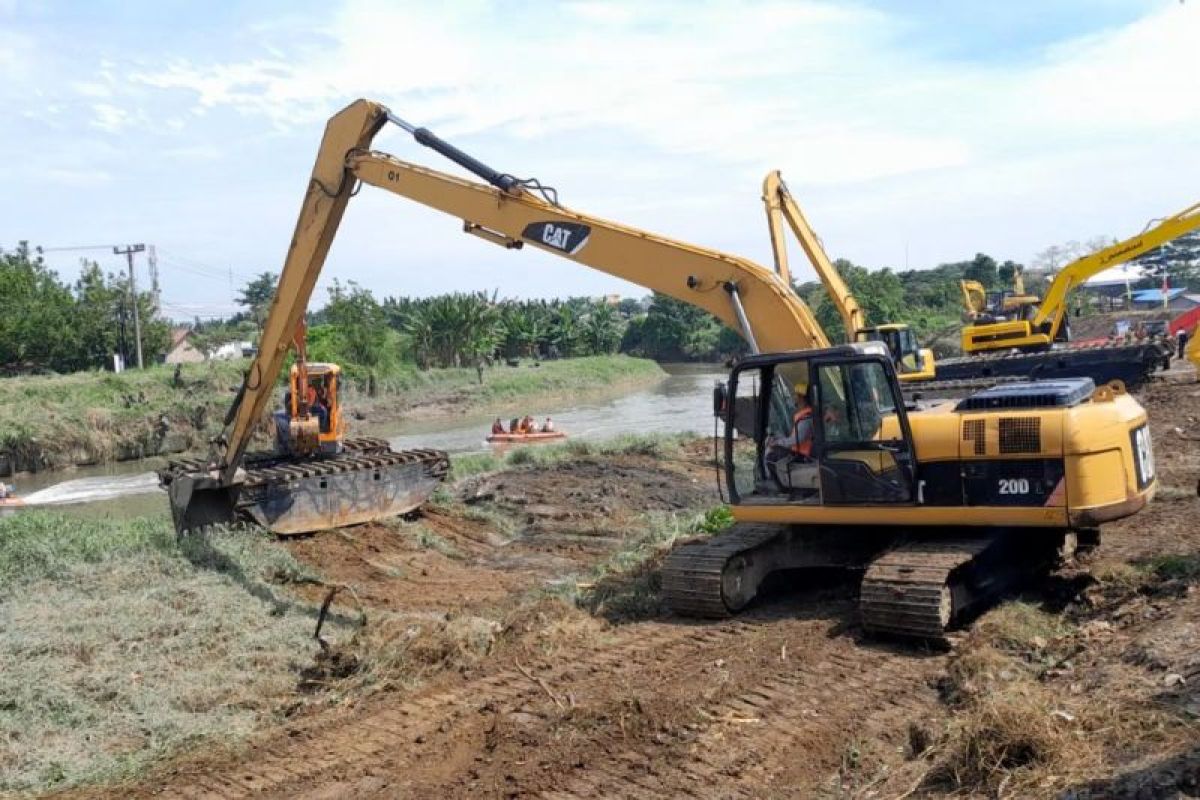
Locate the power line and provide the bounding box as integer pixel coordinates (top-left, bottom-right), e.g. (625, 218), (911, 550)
(35, 244), (120, 253)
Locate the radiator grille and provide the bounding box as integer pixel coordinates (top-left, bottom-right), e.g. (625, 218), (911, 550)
(962, 419), (986, 455)
(999, 417), (1041, 454)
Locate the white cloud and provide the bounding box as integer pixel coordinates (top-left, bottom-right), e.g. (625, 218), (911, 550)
(6, 0), (1200, 308)
(90, 103), (129, 132)
(45, 167), (114, 187)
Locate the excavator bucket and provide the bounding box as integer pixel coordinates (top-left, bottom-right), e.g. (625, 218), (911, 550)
(160, 440), (450, 536)
(165, 471), (242, 533)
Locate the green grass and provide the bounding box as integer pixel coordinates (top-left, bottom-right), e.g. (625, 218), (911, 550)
(449, 432), (693, 480)
(0, 360), (248, 471)
(365, 354), (664, 403)
(0, 511), (343, 793)
(382, 518), (461, 559)
(566, 505), (733, 620)
(1146, 553), (1200, 582)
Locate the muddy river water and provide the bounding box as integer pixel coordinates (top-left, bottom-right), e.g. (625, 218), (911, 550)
(4, 364), (725, 521)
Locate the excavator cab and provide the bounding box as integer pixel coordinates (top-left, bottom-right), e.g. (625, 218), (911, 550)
(725, 344), (917, 507)
(284, 362), (343, 456)
(854, 325), (935, 381)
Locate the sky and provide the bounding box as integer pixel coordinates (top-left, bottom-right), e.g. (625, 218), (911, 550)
(2, 0), (1198, 320)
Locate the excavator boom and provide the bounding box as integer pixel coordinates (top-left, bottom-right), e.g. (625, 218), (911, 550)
(348, 146), (828, 355)
(762, 170), (863, 336)
(762, 170), (934, 381)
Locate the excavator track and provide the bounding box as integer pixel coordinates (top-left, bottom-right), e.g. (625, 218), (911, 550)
(927, 339), (1170, 391)
(661, 523), (783, 618)
(160, 435), (395, 477)
(159, 439), (449, 535)
(859, 539), (992, 642)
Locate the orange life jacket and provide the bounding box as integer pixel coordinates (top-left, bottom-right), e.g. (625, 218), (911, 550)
(791, 407), (813, 457)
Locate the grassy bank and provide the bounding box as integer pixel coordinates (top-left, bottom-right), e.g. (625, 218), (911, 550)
(0, 355), (665, 472)
(0, 512), (346, 793)
(354, 354), (666, 422)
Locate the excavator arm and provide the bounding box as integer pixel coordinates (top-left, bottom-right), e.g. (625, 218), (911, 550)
(960, 280), (987, 318)
(212, 99), (830, 481)
(762, 170), (934, 381)
(762, 170), (864, 337)
(1033, 202), (1200, 335)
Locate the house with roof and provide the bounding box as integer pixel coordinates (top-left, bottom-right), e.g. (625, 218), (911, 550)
(1130, 288), (1200, 311)
(164, 327), (205, 364)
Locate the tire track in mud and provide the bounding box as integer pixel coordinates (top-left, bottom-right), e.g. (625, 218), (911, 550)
(157, 614), (772, 799)
(537, 625), (945, 799)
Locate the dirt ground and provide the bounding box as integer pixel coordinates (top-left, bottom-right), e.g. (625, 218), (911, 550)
(65, 375), (1200, 800)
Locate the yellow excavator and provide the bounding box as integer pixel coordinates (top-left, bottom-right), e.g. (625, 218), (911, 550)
(960, 270), (1040, 324)
(762, 170), (935, 382)
(963, 209), (1200, 353)
(167, 99), (1157, 640)
(937, 207), (1200, 388)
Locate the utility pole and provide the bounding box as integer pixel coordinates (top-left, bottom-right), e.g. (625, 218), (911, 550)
(147, 245), (160, 313)
(114, 244), (146, 369)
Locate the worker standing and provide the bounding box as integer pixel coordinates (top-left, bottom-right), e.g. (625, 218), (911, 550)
(1177, 327), (1189, 360)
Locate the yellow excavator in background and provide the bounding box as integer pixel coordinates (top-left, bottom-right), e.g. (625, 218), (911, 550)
(166, 99), (1157, 640)
(762, 170), (936, 382)
(960, 270), (1040, 325)
(962, 206), (1200, 353)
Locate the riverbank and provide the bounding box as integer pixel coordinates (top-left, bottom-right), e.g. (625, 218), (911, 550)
(0, 433), (717, 794)
(6, 394), (1200, 796)
(0, 355), (665, 474)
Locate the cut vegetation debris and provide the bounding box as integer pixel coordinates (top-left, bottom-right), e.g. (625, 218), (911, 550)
(8, 369), (1200, 798)
(0, 512), (346, 794)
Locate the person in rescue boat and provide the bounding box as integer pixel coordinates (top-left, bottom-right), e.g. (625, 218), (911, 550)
(541, 417), (555, 433)
(491, 418), (505, 435)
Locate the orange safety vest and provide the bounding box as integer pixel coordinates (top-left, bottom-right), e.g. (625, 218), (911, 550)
(791, 407), (813, 457)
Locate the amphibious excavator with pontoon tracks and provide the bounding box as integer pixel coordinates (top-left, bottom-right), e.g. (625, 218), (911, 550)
(940, 205), (1200, 388)
(763, 172), (1195, 391)
(167, 99), (1158, 640)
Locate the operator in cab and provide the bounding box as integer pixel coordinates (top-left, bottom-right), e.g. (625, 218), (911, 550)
(789, 383), (815, 459)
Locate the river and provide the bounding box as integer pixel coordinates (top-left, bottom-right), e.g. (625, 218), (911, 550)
(2, 364), (726, 521)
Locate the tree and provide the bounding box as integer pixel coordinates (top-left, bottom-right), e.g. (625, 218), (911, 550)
(997, 260), (1023, 287)
(963, 253), (998, 289)
(73, 261), (124, 368)
(237, 271), (278, 330)
(630, 293), (740, 361)
(0, 243), (78, 372)
(71, 261), (170, 369)
(323, 280), (393, 391)
(582, 301), (621, 355)
(803, 259), (905, 341)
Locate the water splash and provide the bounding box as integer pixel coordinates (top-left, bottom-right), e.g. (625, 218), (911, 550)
(17, 472), (161, 507)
